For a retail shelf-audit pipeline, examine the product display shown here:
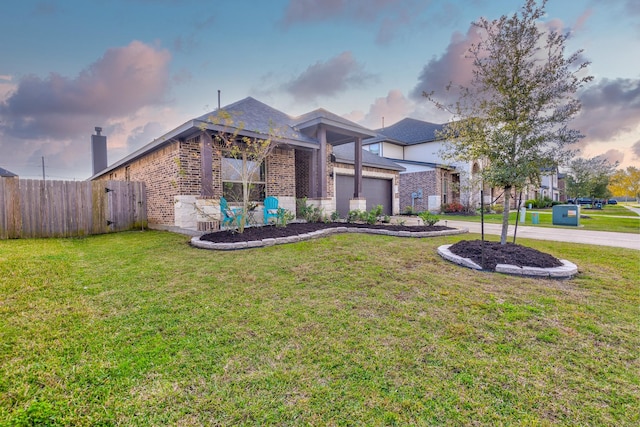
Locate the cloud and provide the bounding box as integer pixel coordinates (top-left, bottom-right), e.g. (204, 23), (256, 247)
(344, 90), (414, 129)
(0, 41), (171, 139)
(624, 0), (640, 16)
(574, 77), (640, 143)
(283, 51), (377, 102)
(279, 0), (429, 45)
(410, 25), (481, 104)
(632, 141), (640, 158)
(596, 149), (625, 166)
(0, 41), (173, 179)
(126, 121), (166, 152)
(33, 1), (58, 16)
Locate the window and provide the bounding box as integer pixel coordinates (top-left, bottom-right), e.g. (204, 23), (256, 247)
(221, 154), (266, 202)
(368, 143), (381, 156)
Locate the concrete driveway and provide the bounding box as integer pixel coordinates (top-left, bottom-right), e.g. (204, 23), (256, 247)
(440, 220), (640, 250)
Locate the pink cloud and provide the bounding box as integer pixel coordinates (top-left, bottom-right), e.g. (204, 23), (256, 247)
(348, 90), (414, 129)
(0, 40), (171, 138)
(410, 25), (482, 103)
(0, 41), (173, 179)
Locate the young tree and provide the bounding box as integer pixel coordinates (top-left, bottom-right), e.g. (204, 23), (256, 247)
(426, 0), (592, 244)
(566, 156), (617, 200)
(608, 166), (640, 200)
(200, 111), (281, 233)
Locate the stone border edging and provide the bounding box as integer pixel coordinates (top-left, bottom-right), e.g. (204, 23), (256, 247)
(437, 244), (578, 278)
(190, 226), (469, 251)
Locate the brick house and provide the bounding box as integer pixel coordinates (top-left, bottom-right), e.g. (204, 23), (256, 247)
(362, 118), (469, 213)
(90, 97), (403, 230)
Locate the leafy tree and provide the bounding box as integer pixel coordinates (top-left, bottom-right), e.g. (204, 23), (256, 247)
(426, 0), (592, 244)
(608, 166), (640, 200)
(566, 156), (617, 200)
(200, 111), (281, 233)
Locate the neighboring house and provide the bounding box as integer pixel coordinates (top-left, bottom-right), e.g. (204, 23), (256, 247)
(523, 167), (562, 202)
(90, 97), (403, 230)
(362, 118), (473, 213)
(0, 167), (18, 178)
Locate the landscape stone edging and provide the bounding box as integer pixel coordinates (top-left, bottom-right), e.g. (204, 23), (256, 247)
(437, 244), (578, 279)
(190, 226), (469, 251)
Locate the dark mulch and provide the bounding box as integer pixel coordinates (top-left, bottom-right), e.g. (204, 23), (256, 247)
(200, 223), (563, 272)
(200, 222), (450, 243)
(449, 239), (563, 271)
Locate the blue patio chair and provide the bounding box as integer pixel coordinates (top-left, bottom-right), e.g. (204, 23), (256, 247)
(220, 197), (242, 228)
(263, 196), (279, 224)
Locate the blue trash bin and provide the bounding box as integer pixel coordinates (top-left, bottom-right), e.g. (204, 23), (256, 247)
(531, 212), (539, 224)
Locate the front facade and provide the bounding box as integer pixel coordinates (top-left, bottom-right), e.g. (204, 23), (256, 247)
(363, 118), (466, 213)
(91, 98), (403, 230)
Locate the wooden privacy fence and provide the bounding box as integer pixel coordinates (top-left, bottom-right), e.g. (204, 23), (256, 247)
(0, 179), (147, 239)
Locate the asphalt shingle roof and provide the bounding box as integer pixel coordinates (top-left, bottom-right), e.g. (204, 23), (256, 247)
(374, 117), (445, 145)
(196, 97), (315, 143)
(0, 167), (18, 177)
(332, 143), (405, 171)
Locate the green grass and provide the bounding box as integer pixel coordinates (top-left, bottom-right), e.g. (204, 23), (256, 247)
(1, 231), (639, 425)
(440, 204), (640, 233)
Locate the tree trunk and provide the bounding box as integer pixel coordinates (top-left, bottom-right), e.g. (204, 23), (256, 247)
(500, 186), (511, 245)
(239, 153), (248, 233)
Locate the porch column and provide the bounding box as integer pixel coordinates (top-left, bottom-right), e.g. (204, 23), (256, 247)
(354, 136), (362, 198)
(200, 132), (213, 198)
(318, 125), (327, 197)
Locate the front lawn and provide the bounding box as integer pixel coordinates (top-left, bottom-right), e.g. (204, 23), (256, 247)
(1, 231), (638, 425)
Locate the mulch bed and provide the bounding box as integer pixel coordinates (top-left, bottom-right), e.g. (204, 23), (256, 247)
(200, 222), (562, 271)
(200, 222), (450, 243)
(448, 239), (563, 271)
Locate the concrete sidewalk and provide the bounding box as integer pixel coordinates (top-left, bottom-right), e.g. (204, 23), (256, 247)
(440, 220), (640, 250)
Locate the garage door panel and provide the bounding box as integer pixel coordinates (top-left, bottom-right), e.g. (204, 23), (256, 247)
(336, 175), (392, 217)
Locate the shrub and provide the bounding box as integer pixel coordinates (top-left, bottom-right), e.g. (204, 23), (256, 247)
(297, 198), (324, 222)
(347, 210), (362, 223)
(442, 202), (465, 213)
(276, 208), (295, 227)
(418, 211), (439, 226)
(403, 206), (415, 215)
(493, 204), (504, 214)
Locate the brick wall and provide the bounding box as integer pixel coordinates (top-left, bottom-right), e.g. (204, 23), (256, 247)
(266, 147), (295, 197)
(179, 136), (202, 195)
(96, 141), (182, 225)
(400, 170), (437, 212)
(95, 135), (301, 226)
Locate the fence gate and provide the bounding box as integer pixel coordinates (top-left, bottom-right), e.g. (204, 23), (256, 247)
(0, 178), (146, 239)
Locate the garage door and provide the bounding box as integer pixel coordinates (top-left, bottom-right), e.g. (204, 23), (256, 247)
(336, 175), (392, 217)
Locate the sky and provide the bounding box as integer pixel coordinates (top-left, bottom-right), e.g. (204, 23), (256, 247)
(1, 0), (638, 180)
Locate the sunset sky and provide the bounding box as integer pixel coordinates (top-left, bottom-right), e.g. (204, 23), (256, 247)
(1, 0), (638, 180)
